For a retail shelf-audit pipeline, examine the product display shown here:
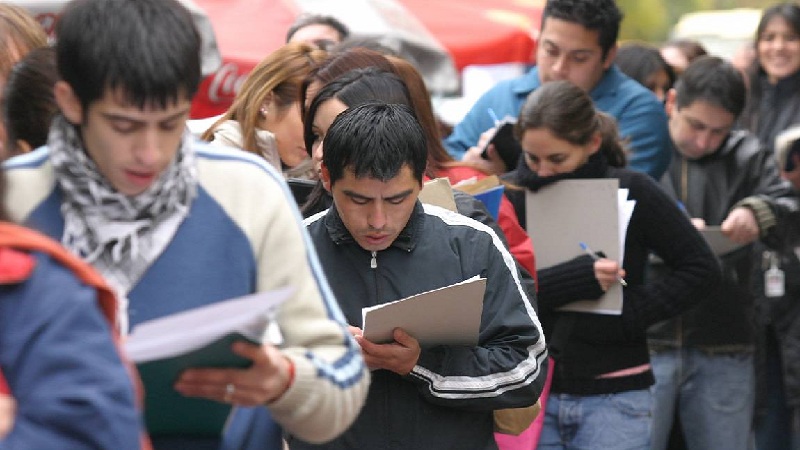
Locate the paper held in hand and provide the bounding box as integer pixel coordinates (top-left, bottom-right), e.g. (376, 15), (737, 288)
(124, 287), (293, 437)
(699, 226), (746, 256)
(362, 275), (486, 347)
(525, 179), (635, 315)
(126, 287), (293, 363)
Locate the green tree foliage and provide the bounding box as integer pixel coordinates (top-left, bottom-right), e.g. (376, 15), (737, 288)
(616, 0), (783, 44)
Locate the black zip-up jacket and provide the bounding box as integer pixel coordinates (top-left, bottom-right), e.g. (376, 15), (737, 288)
(293, 202), (548, 450)
(648, 131), (797, 349)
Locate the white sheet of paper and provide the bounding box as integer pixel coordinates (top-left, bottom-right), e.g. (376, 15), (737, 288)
(362, 276), (486, 346)
(700, 226), (746, 256)
(125, 287), (293, 363)
(526, 179), (624, 315)
(618, 189), (636, 266)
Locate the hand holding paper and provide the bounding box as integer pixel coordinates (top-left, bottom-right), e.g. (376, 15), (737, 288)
(175, 340), (294, 406)
(721, 206), (760, 244)
(355, 328), (421, 375)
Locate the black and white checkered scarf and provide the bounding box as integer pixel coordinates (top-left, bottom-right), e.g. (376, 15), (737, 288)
(49, 115), (197, 331)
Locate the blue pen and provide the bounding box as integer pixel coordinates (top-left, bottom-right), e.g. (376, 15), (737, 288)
(579, 242), (627, 287)
(487, 108), (500, 126)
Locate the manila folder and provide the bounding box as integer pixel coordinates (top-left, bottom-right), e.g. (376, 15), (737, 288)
(525, 179), (623, 315)
(362, 276), (486, 347)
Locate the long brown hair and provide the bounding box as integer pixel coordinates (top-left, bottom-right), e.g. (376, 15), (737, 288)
(515, 80), (627, 167)
(201, 42), (326, 157)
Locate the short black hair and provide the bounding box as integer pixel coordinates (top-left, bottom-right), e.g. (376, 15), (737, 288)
(323, 103), (427, 186)
(542, 0), (623, 58)
(56, 0), (202, 111)
(674, 56), (746, 118)
(286, 13), (350, 46)
(615, 43), (675, 92)
(304, 67), (411, 155)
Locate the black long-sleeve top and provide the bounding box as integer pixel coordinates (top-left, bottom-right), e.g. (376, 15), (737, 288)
(504, 154), (721, 395)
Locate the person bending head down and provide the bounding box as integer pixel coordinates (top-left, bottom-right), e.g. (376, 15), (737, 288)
(319, 103), (426, 252)
(53, 0), (201, 197)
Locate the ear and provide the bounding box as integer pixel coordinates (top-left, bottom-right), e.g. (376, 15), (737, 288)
(54, 81), (83, 125)
(664, 88), (677, 117)
(320, 164), (332, 192)
(602, 44), (618, 70)
(587, 130), (602, 155)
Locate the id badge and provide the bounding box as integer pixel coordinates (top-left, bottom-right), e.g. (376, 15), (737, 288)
(766, 266), (785, 298)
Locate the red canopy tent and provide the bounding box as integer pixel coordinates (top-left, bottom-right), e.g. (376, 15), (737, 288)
(16, 0), (544, 118)
(397, 0), (543, 71)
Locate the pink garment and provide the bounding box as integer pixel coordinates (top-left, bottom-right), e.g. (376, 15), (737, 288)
(494, 357), (554, 450)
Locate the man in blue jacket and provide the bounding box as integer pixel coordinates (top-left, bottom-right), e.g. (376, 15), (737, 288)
(297, 103), (547, 450)
(446, 0), (670, 180)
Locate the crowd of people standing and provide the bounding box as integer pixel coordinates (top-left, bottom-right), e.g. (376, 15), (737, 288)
(1, 0), (800, 449)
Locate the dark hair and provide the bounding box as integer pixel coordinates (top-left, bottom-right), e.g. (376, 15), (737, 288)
(333, 37), (399, 57)
(3, 46), (58, 154)
(56, 0), (202, 111)
(304, 67), (411, 155)
(542, 0), (622, 58)
(324, 103), (427, 186)
(300, 48), (395, 119)
(674, 56), (746, 117)
(285, 13), (350, 47)
(615, 43), (675, 94)
(515, 80), (626, 167)
(741, 3), (800, 130)
(662, 39), (708, 63)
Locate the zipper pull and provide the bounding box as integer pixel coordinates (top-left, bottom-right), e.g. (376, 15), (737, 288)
(370, 251), (377, 269)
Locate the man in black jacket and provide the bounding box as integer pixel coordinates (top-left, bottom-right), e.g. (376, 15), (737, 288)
(294, 103), (548, 450)
(648, 56), (798, 450)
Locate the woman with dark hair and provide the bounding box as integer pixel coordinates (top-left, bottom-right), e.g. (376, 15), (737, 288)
(740, 6), (800, 449)
(615, 43), (675, 102)
(660, 39), (708, 77)
(2, 46), (59, 155)
(740, 3), (800, 153)
(301, 58), (536, 279)
(503, 80), (719, 449)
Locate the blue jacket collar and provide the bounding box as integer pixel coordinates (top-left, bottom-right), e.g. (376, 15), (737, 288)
(511, 65), (623, 99)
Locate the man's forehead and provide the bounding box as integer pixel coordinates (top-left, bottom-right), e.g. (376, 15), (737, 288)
(92, 87), (191, 117)
(678, 100), (735, 129)
(540, 17), (602, 51)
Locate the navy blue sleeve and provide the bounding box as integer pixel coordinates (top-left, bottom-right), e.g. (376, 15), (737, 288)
(0, 253), (142, 450)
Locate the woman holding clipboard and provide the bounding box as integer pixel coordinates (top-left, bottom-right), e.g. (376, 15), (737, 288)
(502, 80), (720, 449)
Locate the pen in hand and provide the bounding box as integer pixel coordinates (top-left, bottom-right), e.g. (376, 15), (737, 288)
(579, 242), (627, 287)
(487, 108), (500, 126)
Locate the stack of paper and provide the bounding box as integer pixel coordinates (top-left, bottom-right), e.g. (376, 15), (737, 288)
(525, 179), (635, 315)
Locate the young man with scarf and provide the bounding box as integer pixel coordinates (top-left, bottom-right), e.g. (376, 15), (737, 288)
(2, 0), (369, 448)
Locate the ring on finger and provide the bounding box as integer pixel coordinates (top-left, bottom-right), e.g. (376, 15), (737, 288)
(224, 383), (235, 403)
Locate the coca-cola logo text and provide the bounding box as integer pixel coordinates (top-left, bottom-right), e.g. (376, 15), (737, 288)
(207, 62), (249, 103)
